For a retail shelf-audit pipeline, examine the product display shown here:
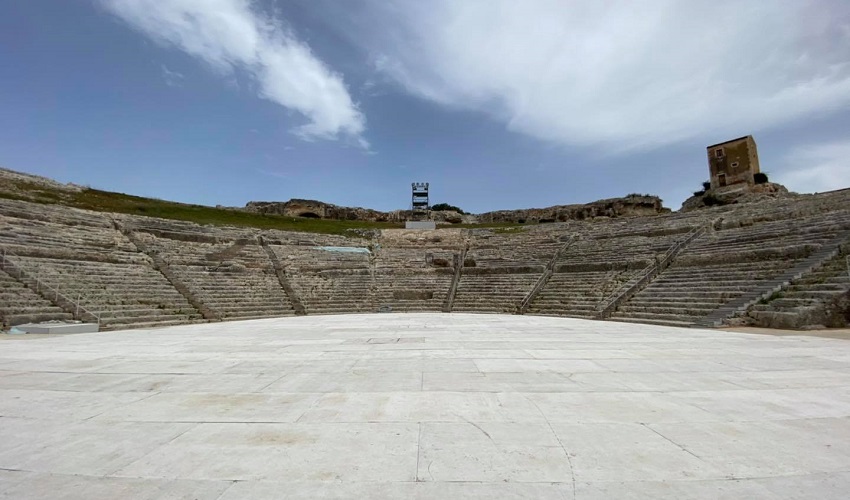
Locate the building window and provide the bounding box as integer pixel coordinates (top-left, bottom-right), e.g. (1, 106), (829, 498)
(715, 148), (724, 158)
(731, 162), (739, 168)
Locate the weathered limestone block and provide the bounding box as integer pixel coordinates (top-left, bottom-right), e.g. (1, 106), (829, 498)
(477, 195), (668, 223)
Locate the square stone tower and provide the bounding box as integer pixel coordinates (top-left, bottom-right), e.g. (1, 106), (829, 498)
(706, 135), (760, 190)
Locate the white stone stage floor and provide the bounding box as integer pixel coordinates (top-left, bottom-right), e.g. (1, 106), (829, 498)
(2, 313), (850, 499)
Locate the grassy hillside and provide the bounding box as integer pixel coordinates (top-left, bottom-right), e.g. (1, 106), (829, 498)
(0, 172), (521, 235)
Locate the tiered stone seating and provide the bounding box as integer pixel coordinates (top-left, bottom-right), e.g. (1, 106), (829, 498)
(452, 228), (565, 314)
(373, 246), (454, 312)
(612, 211), (850, 327)
(0, 200), (144, 264)
(453, 274), (539, 314)
(136, 233), (295, 320)
(528, 270), (643, 318)
(613, 261), (794, 327)
(0, 200), (202, 329)
(747, 250), (850, 328)
(117, 214), (259, 242)
(567, 230), (689, 265)
(0, 268), (72, 327)
(526, 219), (692, 318)
(271, 244), (374, 314)
(11, 256), (201, 330)
(464, 228), (564, 268)
(2, 189), (849, 330)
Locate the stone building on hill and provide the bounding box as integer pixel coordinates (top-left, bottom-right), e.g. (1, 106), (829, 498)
(707, 135), (760, 190)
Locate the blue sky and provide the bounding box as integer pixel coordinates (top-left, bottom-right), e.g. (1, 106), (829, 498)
(1, 1), (849, 213)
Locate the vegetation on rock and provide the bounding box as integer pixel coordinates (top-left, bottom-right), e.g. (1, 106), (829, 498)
(430, 203), (465, 214)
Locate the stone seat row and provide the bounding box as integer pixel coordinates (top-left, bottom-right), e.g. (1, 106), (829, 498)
(0, 199), (115, 228)
(171, 265), (294, 320)
(8, 256), (201, 330)
(453, 274), (539, 313)
(747, 250), (850, 328)
(291, 274), (373, 314)
(0, 268), (73, 326)
(610, 259), (796, 327)
(528, 270), (643, 319)
(374, 273), (451, 312)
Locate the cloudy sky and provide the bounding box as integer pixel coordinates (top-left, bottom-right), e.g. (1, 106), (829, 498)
(1, 1), (849, 212)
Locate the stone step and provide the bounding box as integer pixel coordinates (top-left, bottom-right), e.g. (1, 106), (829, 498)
(643, 282), (756, 291)
(648, 277), (775, 286)
(617, 304), (719, 316)
(780, 290), (846, 300)
(97, 308), (196, 319)
(0, 293), (57, 304)
(761, 296), (823, 307)
(610, 316), (695, 328)
(207, 304), (291, 314)
(624, 297), (723, 308)
(100, 313), (200, 325)
(612, 310), (705, 323)
(529, 301), (598, 310)
(378, 306), (442, 312)
(531, 297), (604, 307)
(793, 278), (850, 288)
(634, 290), (740, 300)
(195, 293), (287, 305)
(746, 310), (811, 330)
(303, 298), (374, 305)
(0, 280), (26, 289)
(452, 307), (515, 313)
(0, 304), (70, 315)
(533, 294), (604, 301)
(218, 311), (295, 320)
(81, 299), (190, 309)
(100, 318), (206, 331)
(527, 311), (596, 319)
(454, 294), (525, 300)
(3, 311), (75, 326)
(785, 282), (849, 292)
(307, 305), (372, 312)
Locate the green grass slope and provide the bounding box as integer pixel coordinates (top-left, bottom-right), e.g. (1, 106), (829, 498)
(0, 170), (522, 235)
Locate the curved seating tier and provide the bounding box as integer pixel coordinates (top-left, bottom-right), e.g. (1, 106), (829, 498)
(11, 257), (201, 330)
(373, 242), (457, 312)
(528, 270), (643, 318)
(0, 200), (144, 264)
(611, 210), (850, 327)
(0, 268), (73, 327)
(453, 273), (539, 314)
(747, 249), (850, 328)
(136, 233), (295, 321)
(1, 188), (849, 330)
(272, 245), (374, 315)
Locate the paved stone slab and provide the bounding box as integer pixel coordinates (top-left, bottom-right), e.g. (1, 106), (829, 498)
(0, 470), (230, 500)
(114, 422), (419, 482)
(1, 313), (849, 498)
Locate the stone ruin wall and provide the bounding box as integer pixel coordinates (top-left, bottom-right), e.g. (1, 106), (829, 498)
(244, 194), (669, 225)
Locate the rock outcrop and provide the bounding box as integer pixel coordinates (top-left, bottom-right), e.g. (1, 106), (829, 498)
(244, 199), (476, 224)
(0, 167), (83, 203)
(476, 195), (668, 224)
(680, 182), (792, 212)
(245, 199), (396, 221)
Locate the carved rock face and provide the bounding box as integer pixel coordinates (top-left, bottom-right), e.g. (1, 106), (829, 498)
(244, 195), (668, 224)
(476, 195), (668, 224)
(680, 182), (792, 212)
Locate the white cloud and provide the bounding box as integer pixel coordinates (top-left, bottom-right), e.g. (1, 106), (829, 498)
(354, 0), (850, 150)
(773, 141), (850, 194)
(101, 0), (366, 144)
(160, 64), (184, 87)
